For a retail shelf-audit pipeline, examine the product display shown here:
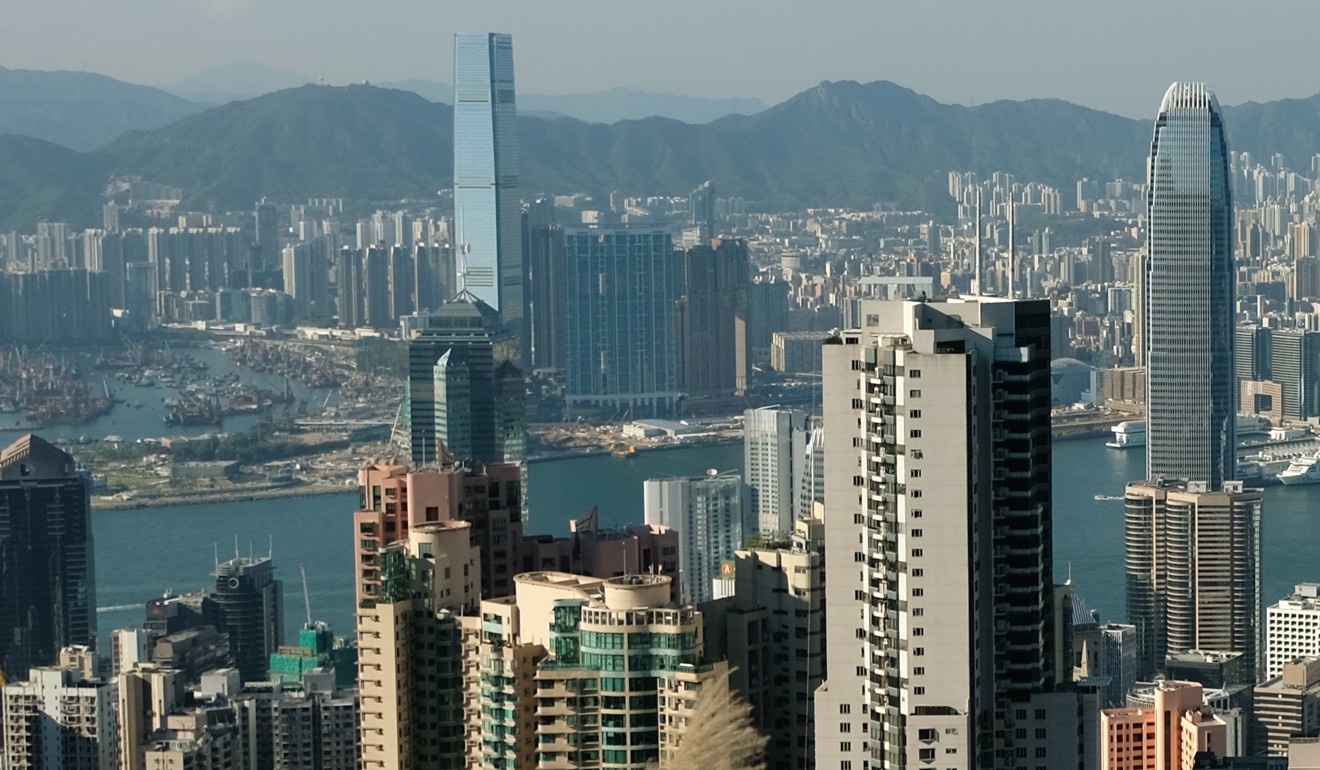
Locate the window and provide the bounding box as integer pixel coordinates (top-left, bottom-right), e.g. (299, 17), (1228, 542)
(913, 627), (924, 636)
(914, 667), (925, 676)
(910, 449), (923, 459)
(841, 723), (851, 733)
(913, 647), (925, 656)
(914, 687), (926, 696)
(910, 389), (921, 398)
(912, 607), (924, 616)
(910, 469), (922, 478)
(840, 704), (852, 714)
(911, 529), (923, 538)
(909, 409), (922, 418)
(912, 549), (923, 557)
(911, 490), (922, 498)
(913, 568), (924, 577)
(912, 509), (923, 518)
(912, 588), (924, 597)
(840, 742), (851, 753)
(910, 429), (922, 438)
(909, 369), (921, 378)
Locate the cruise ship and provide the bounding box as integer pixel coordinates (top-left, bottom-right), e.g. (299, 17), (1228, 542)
(1105, 420), (1146, 449)
(1278, 451), (1320, 485)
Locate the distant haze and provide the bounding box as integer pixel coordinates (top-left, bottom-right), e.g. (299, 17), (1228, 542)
(6, 0), (1320, 118)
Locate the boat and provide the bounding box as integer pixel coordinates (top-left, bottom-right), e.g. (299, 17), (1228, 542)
(1093, 494), (1125, 501)
(1278, 452), (1320, 485)
(1105, 420), (1146, 449)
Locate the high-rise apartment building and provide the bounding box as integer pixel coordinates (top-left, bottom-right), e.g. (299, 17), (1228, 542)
(356, 521), (480, 770)
(453, 33), (524, 341)
(680, 238), (751, 399)
(0, 434), (95, 677)
(1268, 584), (1320, 680)
(524, 218), (565, 370)
(205, 555), (284, 683)
(1124, 479), (1262, 677)
(1, 646), (117, 770)
(1144, 82), (1235, 487)
(406, 294), (525, 467)
(743, 406), (811, 534)
(254, 199), (280, 276)
(563, 226), (682, 418)
(815, 297), (1072, 770)
(644, 471), (748, 605)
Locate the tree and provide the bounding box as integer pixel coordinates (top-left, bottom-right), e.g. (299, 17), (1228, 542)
(649, 678), (767, 770)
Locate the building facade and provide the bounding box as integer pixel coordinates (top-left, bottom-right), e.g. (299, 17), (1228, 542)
(0, 434), (95, 677)
(1124, 479), (1262, 677)
(815, 298), (1070, 770)
(406, 294), (524, 467)
(743, 406), (811, 534)
(644, 472), (748, 605)
(1099, 680), (1228, 770)
(453, 32), (524, 338)
(563, 226), (682, 418)
(1143, 82), (1235, 487)
(1268, 584), (1320, 681)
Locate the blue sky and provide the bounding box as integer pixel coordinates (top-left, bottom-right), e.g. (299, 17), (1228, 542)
(6, 0), (1317, 117)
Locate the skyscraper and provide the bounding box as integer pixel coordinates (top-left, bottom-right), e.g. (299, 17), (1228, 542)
(406, 294), (525, 467)
(1124, 479), (1261, 677)
(563, 226), (682, 418)
(680, 238), (751, 399)
(204, 555), (284, 683)
(453, 33), (524, 342)
(816, 298), (1075, 769)
(0, 435), (95, 678)
(1144, 82), (1235, 487)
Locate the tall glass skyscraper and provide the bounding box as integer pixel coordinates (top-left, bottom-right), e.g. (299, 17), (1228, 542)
(453, 33), (524, 338)
(1144, 82), (1235, 488)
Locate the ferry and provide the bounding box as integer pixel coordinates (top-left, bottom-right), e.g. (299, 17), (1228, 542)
(1278, 451), (1320, 485)
(1105, 420), (1145, 449)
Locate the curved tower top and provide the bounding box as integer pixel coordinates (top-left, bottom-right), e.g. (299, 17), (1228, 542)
(1144, 81), (1235, 488)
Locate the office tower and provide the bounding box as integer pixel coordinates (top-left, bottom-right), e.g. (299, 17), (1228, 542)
(644, 470), (749, 607)
(689, 180), (716, 241)
(563, 226), (682, 418)
(1144, 82), (1235, 487)
(816, 298), (1071, 770)
(254, 199), (279, 275)
(1099, 680), (1229, 770)
(680, 237), (751, 399)
(1235, 324), (1272, 385)
(1267, 584), (1320, 680)
(743, 406), (811, 534)
(748, 280), (789, 366)
(644, 471), (748, 604)
(1124, 479), (1261, 677)
(205, 555), (284, 683)
(1269, 329), (1320, 421)
(1253, 658), (1320, 757)
(1, 646), (117, 770)
(388, 244), (415, 320)
(525, 219), (565, 370)
(453, 32), (524, 342)
(797, 418), (825, 520)
(406, 294), (524, 467)
(356, 521), (479, 770)
(1071, 599), (1139, 709)
(0, 435), (95, 678)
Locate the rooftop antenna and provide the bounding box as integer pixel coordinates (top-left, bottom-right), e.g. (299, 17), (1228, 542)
(974, 187), (983, 295)
(234, 535), (240, 561)
(456, 207), (470, 293)
(300, 565), (313, 626)
(214, 543), (219, 573)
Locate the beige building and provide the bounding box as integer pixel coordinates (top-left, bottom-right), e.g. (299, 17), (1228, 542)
(2, 646), (117, 770)
(1254, 657), (1320, 757)
(1124, 479), (1262, 677)
(356, 520), (480, 770)
(1269, 585), (1320, 680)
(1100, 680), (1228, 770)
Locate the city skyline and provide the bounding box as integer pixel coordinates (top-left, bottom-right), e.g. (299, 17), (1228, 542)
(6, 1), (1320, 120)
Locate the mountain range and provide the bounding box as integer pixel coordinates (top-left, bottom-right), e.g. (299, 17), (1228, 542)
(5, 72), (1320, 232)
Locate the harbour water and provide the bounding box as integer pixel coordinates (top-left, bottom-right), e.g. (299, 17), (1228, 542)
(92, 435), (1320, 643)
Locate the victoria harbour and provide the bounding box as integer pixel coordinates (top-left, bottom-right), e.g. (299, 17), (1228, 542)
(92, 434), (1315, 643)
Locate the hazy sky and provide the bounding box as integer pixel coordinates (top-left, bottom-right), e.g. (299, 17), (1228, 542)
(7, 0), (1319, 117)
